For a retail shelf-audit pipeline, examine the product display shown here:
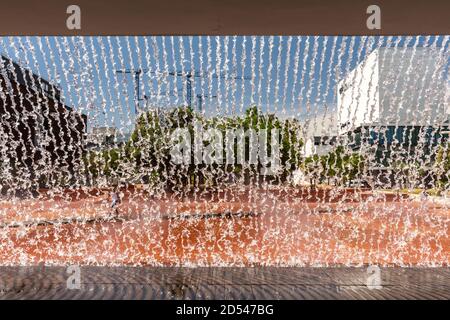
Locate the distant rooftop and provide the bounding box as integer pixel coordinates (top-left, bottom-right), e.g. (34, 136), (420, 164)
(301, 111), (338, 139)
(0, 55), (62, 102)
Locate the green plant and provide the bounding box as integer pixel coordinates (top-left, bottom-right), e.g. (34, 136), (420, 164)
(89, 106), (304, 190)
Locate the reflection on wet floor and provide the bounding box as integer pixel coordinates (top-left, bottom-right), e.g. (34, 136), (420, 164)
(0, 266), (448, 300)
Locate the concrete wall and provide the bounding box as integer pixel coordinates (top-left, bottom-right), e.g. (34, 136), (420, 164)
(337, 50), (379, 135)
(378, 48), (447, 126)
(338, 48), (448, 134)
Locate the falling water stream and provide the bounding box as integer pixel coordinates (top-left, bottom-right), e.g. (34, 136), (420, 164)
(0, 36), (448, 266)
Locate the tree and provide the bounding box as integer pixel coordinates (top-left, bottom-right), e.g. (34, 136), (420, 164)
(434, 143), (450, 190)
(88, 106), (304, 191)
(302, 146), (365, 187)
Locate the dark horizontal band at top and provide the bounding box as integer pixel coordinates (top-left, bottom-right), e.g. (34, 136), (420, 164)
(0, 0), (448, 35)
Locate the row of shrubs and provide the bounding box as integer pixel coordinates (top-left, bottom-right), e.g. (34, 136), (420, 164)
(82, 106), (304, 190)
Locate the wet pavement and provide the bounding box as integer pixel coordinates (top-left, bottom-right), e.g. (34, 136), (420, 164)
(0, 266), (448, 299)
(1, 187), (448, 266)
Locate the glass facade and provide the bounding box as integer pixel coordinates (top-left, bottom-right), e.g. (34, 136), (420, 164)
(347, 125), (448, 166)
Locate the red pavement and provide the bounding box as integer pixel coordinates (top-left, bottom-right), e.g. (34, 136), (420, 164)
(0, 186), (448, 266)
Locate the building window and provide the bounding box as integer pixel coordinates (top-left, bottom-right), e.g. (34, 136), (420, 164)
(369, 130), (378, 145)
(394, 127), (404, 144)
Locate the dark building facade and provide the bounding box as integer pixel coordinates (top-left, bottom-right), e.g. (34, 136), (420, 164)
(0, 56), (87, 192)
(345, 124), (449, 187)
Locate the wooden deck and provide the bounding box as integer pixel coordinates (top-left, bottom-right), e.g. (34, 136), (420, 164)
(0, 266), (448, 299)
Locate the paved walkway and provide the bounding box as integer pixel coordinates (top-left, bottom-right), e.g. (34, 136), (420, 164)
(1, 188), (448, 266)
(0, 266), (448, 299)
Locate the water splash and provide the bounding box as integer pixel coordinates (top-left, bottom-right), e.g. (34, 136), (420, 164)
(0, 36), (448, 267)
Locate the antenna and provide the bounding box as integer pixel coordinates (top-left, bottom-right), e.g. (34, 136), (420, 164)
(196, 94), (217, 113)
(116, 68), (149, 115)
(161, 70), (251, 108)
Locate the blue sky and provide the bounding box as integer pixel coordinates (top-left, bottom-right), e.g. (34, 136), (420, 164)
(0, 36), (448, 133)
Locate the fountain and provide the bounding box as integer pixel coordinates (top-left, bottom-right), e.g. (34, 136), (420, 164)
(0, 36), (448, 267)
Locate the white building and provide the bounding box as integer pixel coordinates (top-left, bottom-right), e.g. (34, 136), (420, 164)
(85, 127), (130, 150)
(337, 47), (448, 135)
(300, 111), (339, 157)
(335, 47), (449, 186)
